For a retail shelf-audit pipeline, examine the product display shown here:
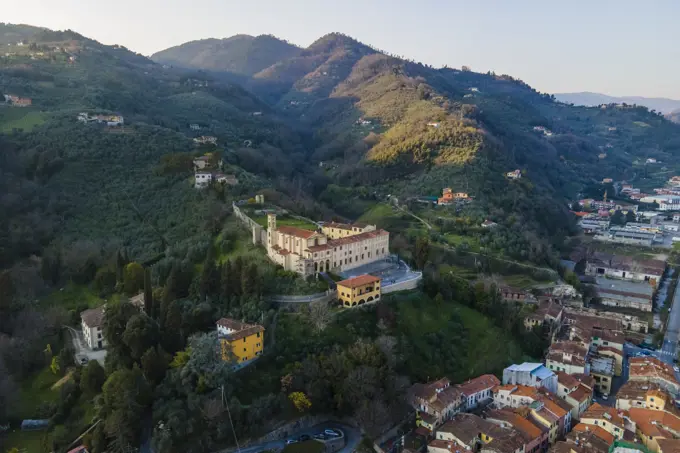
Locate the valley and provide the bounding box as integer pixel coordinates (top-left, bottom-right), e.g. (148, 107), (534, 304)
(2, 21), (680, 453)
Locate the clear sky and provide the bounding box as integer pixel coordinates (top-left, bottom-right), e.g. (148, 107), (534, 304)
(4, 0), (680, 98)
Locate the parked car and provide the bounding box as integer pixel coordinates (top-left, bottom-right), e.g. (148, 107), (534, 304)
(286, 439), (298, 445)
(298, 435), (311, 442)
(79, 357), (89, 365)
(602, 393), (609, 400)
(674, 365), (679, 373)
(324, 429), (341, 437)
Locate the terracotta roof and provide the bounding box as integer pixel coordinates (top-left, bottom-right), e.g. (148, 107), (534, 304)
(456, 374), (500, 395)
(567, 385), (592, 404)
(427, 439), (458, 451)
(306, 228), (388, 253)
(557, 371), (580, 389)
(571, 423), (615, 445)
(573, 373), (596, 390)
(216, 318), (264, 341)
(581, 403), (626, 428)
(438, 414), (483, 446)
(657, 438), (680, 453)
(629, 407), (680, 436)
(596, 346), (623, 356)
(337, 274), (381, 289)
(276, 225), (319, 239)
(629, 357), (680, 387)
(616, 381), (662, 401)
(81, 306), (105, 327)
(486, 409), (543, 440)
(539, 394), (570, 418)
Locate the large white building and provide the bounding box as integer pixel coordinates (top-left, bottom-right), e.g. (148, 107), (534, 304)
(502, 362), (558, 394)
(261, 215), (390, 277)
(81, 306), (106, 350)
(641, 195), (680, 211)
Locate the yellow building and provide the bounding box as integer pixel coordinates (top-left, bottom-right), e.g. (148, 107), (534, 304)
(321, 222), (375, 239)
(216, 318), (264, 364)
(337, 274), (381, 307)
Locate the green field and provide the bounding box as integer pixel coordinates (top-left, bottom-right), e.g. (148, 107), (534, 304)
(443, 233), (481, 251)
(18, 366), (63, 420)
(0, 108), (47, 133)
(251, 215), (318, 230)
(1, 429), (50, 453)
(40, 283), (104, 312)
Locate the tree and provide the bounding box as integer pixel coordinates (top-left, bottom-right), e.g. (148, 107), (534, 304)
(122, 314), (160, 361)
(100, 366), (151, 453)
(288, 391), (312, 413)
(610, 210), (625, 226)
(140, 346), (170, 385)
(242, 263), (259, 297)
(80, 360), (106, 395)
(414, 236), (430, 270)
(123, 262), (145, 295)
(625, 210), (636, 223)
(103, 301), (139, 363)
(143, 267), (153, 316)
(308, 301), (332, 332)
(94, 266), (117, 295)
(199, 250), (219, 300)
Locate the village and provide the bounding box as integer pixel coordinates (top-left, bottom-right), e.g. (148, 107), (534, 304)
(575, 175), (680, 248)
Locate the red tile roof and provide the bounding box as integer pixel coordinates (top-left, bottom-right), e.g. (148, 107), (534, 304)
(216, 318), (264, 341)
(571, 423), (615, 445)
(337, 274), (381, 289)
(456, 374), (501, 395)
(81, 306), (105, 327)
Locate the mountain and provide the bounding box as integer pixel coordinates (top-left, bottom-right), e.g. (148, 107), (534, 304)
(555, 91), (680, 114)
(150, 34), (301, 76)
(0, 23), (46, 45)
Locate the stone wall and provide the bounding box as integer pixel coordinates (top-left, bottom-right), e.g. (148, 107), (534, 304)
(382, 273), (422, 294)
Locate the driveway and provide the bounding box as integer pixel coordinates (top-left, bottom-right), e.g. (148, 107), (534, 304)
(223, 423), (361, 453)
(63, 326), (107, 366)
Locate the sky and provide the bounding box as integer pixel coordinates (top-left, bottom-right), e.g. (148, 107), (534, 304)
(4, 0), (680, 98)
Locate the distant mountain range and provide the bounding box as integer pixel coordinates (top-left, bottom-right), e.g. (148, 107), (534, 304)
(555, 91), (680, 114)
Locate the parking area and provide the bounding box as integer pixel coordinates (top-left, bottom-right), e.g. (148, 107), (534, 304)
(338, 256), (422, 290)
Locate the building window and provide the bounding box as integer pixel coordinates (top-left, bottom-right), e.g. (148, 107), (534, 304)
(257, 332), (261, 338)
(243, 348), (246, 352)
(243, 338), (246, 342)
(362, 254), (364, 259)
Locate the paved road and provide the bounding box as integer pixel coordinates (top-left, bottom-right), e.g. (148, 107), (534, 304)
(63, 326), (107, 366)
(224, 422), (361, 453)
(660, 269), (680, 364)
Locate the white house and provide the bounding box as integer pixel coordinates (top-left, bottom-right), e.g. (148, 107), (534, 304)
(190, 123), (200, 131)
(81, 306), (106, 350)
(506, 169), (522, 179)
(456, 374), (501, 410)
(195, 172), (213, 188)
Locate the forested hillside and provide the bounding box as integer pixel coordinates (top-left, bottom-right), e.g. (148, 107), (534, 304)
(151, 34), (301, 77)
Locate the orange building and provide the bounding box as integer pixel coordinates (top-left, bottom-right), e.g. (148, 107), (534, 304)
(438, 188), (470, 205)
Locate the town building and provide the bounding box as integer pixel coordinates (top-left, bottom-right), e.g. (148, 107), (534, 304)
(523, 300), (564, 331)
(457, 374), (501, 410)
(409, 378), (464, 430)
(336, 274), (381, 308)
(5, 94), (32, 106)
(438, 188), (471, 205)
(561, 423), (614, 453)
(321, 222), (375, 239)
(503, 363), (558, 393)
(600, 227), (657, 247)
(216, 318), (264, 365)
(595, 277), (654, 312)
(485, 408), (549, 453)
(585, 253), (665, 288)
(77, 112), (124, 126)
(81, 306), (106, 350)
(189, 123), (200, 130)
(628, 407), (680, 453)
(641, 194), (680, 211)
(579, 218), (611, 234)
(615, 381), (671, 411)
(193, 136), (217, 145)
(546, 342), (589, 375)
(628, 357), (680, 395)
(565, 307), (648, 334)
(580, 403), (628, 440)
(556, 372), (593, 420)
(431, 413), (525, 453)
(262, 214), (389, 277)
(589, 355), (615, 395)
(482, 220), (499, 228)
(506, 170), (522, 179)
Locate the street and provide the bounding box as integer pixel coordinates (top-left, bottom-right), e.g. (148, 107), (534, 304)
(659, 268), (680, 364)
(219, 422), (361, 453)
(63, 325), (107, 366)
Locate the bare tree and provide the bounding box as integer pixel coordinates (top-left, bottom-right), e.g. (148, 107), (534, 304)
(307, 301), (332, 332)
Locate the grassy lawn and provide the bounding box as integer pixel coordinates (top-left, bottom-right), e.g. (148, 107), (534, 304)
(18, 366), (63, 420)
(358, 203), (395, 225)
(1, 429), (50, 453)
(503, 274), (550, 289)
(0, 108), (47, 133)
(40, 283), (103, 312)
(251, 215), (318, 231)
(443, 233), (481, 251)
